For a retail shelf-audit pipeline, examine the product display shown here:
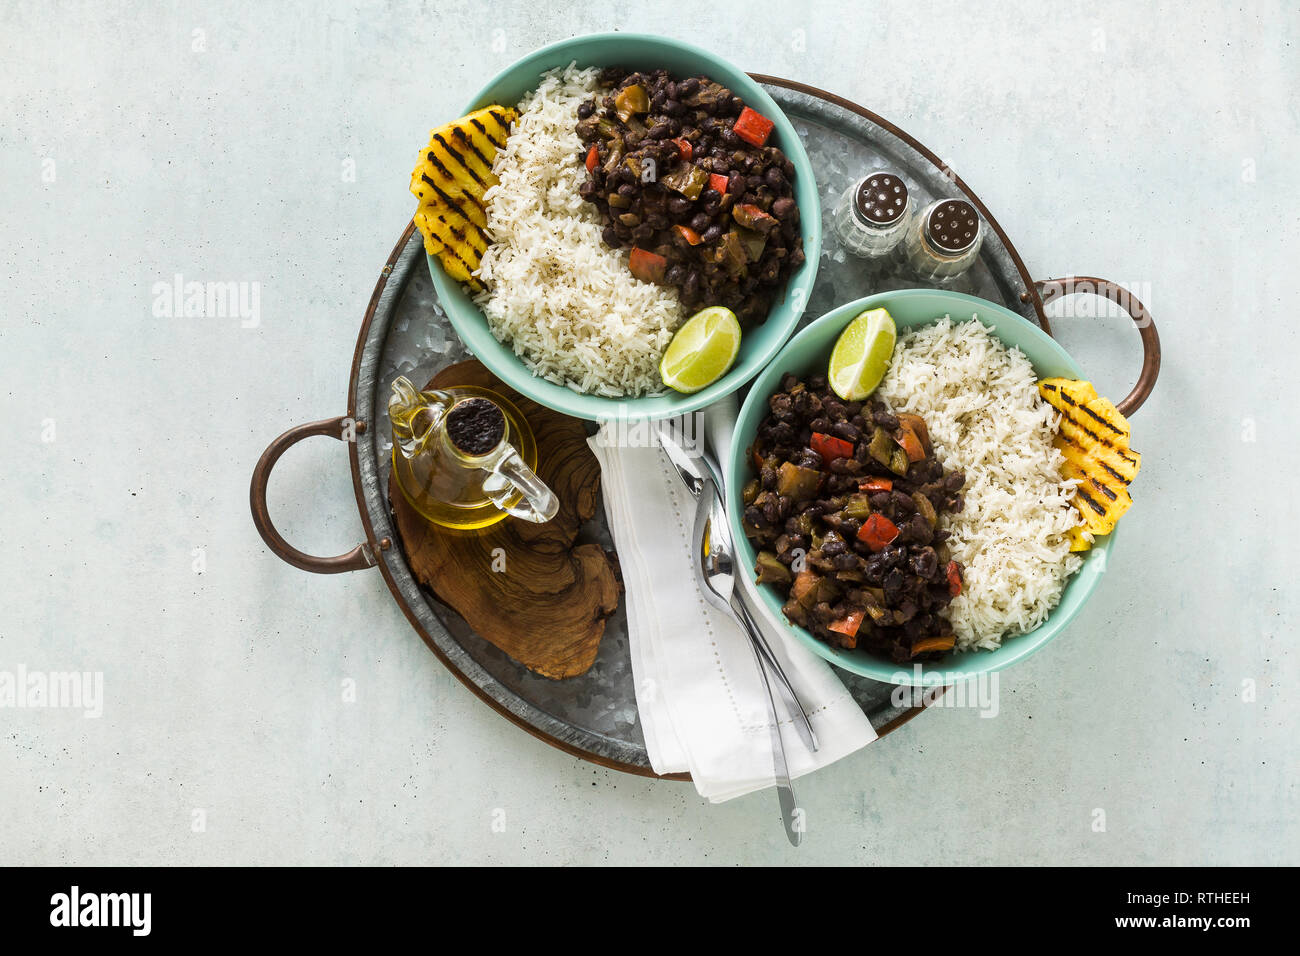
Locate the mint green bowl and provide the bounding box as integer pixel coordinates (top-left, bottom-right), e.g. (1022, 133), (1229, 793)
(726, 289), (1113, 686)
(428, 33), (822, 421)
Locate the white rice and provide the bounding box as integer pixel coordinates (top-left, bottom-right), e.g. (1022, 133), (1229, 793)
(877, 316), (1083, 650)
(473, 64), (684, 397)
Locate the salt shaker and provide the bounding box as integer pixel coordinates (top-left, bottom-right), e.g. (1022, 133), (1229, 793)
(832, 172), (912, 265)
(899, 198), (983, 282)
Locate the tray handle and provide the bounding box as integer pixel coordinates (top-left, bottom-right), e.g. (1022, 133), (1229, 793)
(250, 415), (378, 574)
(1030, 276), (1161, 416)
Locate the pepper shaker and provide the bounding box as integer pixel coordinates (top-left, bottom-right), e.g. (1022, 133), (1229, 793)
(899, 198), (983, 282)
(832, 172), (913, 266)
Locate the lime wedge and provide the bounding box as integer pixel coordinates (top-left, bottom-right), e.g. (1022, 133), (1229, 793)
(828, 307), (896, 400)
(660, 306), (742, 394)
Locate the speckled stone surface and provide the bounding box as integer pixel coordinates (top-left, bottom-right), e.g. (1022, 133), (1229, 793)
(1, 0), (1295, 865)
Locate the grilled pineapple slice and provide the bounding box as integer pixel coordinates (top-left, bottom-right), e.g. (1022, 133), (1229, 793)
(1038, 377), (1098, 408)
(1038, 377), (1141, 543)
(410, 105), (517, 291)
(1078, 394), (1130, 445)
(1056, 429), (1141, 487)
(1059, 451), (1134, 534)
(1066, 525), (1094, 552)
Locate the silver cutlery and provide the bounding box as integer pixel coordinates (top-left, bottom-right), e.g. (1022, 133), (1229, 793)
(657, 421), (820, 753)
(692, 475), (803, 846)
(729, 588), (820, 752)
(656, 418), (721, 496)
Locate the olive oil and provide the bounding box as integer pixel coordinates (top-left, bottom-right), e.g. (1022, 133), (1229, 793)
(389, 380), (553, 531)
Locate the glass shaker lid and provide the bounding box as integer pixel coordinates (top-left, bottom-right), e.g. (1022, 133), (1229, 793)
(926, 199), (980, 253)
(852, 173), (909, 227)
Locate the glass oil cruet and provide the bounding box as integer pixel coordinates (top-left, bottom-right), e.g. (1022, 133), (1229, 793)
(388, 376), (559, 530)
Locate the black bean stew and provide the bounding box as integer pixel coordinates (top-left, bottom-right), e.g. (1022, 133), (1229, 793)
(575, 68), (805, 326)
(744, 374), (967, 663)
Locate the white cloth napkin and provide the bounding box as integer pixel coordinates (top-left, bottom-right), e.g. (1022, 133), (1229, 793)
(588, 396), (877, 802)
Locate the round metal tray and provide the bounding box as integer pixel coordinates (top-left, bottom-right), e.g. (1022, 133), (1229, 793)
(251, 77), (1160, 779)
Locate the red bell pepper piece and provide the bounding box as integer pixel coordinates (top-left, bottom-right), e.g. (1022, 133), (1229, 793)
(809, 432), (854, 464)
(946, 561), (963, 596)
(911, 635), (956, 656)
(671, 137), (693, 161)
(733, 106), (774, 147)
(673, 224), (703, 246)
(629, 247), (667, 284)
(897, 424), (926, 463)
(585, 144), (598, 173)
(791, 570), (818, 603)
(827, 610), (865, 647)
(859, 477), (893, 493)
(733, 203), (778, 232)
(708, 172), (730, 196)
(857, 514), (900, 551)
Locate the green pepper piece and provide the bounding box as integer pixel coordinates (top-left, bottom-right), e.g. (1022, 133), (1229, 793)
(842, 494), (873, 521)
(614, 84), (649, 122)
(755, 551), (792, 585)
(888, 446), (910, 476)
(868, 428), (894, 467)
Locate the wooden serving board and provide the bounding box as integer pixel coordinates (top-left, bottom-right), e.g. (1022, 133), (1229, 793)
(388, 360), (620, 680)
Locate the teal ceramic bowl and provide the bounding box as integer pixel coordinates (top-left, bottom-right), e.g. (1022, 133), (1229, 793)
(726, 289), (1114, 686)
(428, 32), (822, 421)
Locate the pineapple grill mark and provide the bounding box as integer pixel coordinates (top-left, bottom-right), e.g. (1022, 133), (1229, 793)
(1081, 402), (1126, 437)
(1100, 439), (1139, 470)
(1076, 487), (1107, 516)
(450, 125), (494, 171)
(416, 196), (482, 281)
(1061, 406), (1128, 455)
(470, 114), (508, 150)
(433, 210), (485, 252)
(1095, 456), (1128, 485)
(487, 107), (511, 134)
(425, 206), (487, 254)
(1084, 475), (1120, 502)
(1059, 434), (1134, 481)
(1041, 382), (1072, 404)
(1060, 434), (1133, 489)
(432, 132), (487, 190)
(1045, 382), (1125, 440)
(419, 172), (491, 249)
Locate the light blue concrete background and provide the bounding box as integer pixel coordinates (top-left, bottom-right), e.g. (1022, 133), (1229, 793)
(1, 0), (1295, 864)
